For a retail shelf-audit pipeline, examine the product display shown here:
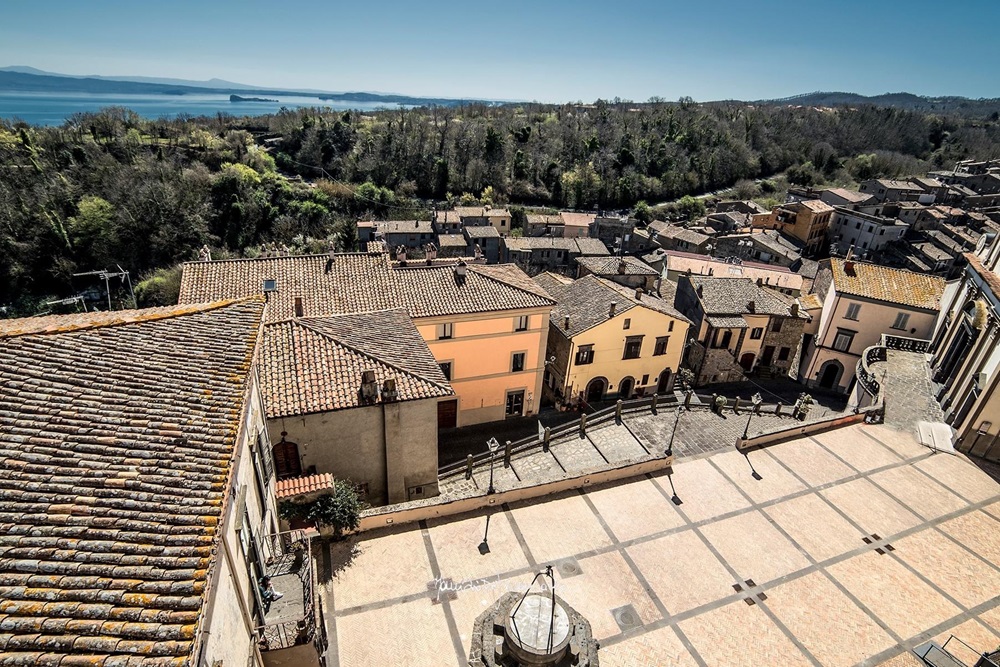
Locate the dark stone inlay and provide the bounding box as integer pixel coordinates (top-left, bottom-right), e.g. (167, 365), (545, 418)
(555, 557), (583, 579)
(758, 592), (768, 602)
(862, 536), (872, 544)
(876, 547), (886, 555)
(733, 583), (743, 592)
(745, 578), (756, 588)
(612, 603), (642, 632)
(744, 597), (756, 606)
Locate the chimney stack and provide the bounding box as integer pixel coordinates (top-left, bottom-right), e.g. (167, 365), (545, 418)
(844, 260), (855, 275)
(747, 300), (756, 313)
(618, 259), (627, 274)
(609, 301), (618, 318)
(635, 288), (643, 300)
(790, 303), (799, 317)
(564, 316), (570, 330)
(757, 277), (764, 287)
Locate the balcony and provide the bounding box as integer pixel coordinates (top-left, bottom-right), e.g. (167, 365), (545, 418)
(256, 529), (326, 667)
(882, 333), (930, 353)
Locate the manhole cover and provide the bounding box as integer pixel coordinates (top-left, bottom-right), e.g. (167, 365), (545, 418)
(612, 604), (641, 632)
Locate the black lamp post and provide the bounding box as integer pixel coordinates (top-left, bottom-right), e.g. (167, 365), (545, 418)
(666, 405), (684, 457)
(486, 437), (500, 495)
(743, 392), (763, 439)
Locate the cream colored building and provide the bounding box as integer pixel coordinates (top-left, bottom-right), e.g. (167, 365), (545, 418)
(752, 199), (834, 255)
(930, 237), (1000, 461)
(799, 258), (944, 393)
(178, 249), (555, 429)
(455, 205), (513, 236)
(261, 309), (453, 505)
(536, 273), (691, 404)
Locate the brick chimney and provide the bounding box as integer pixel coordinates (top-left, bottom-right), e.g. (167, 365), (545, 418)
(564, 316), (570, 330)
(635, 288), (643, 300)
(609, 301), (617, 318)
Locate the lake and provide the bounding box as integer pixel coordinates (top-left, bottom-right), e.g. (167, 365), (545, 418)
(0, 91), (409, 125)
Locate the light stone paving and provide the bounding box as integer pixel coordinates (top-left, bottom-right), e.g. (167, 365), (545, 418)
(321, 423), (1000, 667)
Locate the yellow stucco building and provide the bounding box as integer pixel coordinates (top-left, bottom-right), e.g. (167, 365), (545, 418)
(535, 273), (691, 405)
(178, 250), (555, 429)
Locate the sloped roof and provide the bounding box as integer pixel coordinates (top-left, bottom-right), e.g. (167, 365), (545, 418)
(687, 277), (805, 317)
(276, 473), (335, 500)
(798, 199), (835, 213)
(559, 212), (595, 228)
(436, 234), (468, 247)
(464, 225), (500, 238)
(829, 258), (944, 310)
(822, 188), (872, 204)
(261, 309), (452, 418)
(577, 256), (659, 276)
(532, 272), (573, 293)
(0, 299), (264, 665)
(377, 219), (434, 234)
(546, 275), (688, 338)
(179, 252), (554, 322)
(454, 206), (510, 218)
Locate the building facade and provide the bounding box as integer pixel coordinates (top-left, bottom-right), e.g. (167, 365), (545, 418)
(798, 259), (944, 393)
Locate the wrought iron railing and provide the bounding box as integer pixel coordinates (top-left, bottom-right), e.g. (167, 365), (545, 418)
(856, 344), (886, 399)
(256, 530), (323, 654)
(881, 334), (930, 353)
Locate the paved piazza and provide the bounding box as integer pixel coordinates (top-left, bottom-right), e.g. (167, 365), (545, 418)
(319, 423), (1000, 666)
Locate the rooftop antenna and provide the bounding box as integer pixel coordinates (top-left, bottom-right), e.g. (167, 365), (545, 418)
(73, 265), (136, 311)
(42, 295), (88, 313)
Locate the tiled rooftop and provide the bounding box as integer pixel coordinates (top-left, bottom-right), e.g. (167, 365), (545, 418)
(275, 473), (335, 500)
(542, 275), (688, 338)
(261, 309), (452, 418)
(829, 258), (945, 310)
(576, 256), (659, 276)
(463, 225), (500, 238)
(178, 252), (554, 322)
(688, 276), (805, 317)
(0, 299), (264, 665)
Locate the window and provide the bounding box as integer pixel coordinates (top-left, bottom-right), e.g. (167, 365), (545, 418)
(845, 303), (861, 320)
(855, 222), (862, 230)
(439, 361), (452, 381)
(437, 323), (453, 340)
(515, 315), (529, 331)
(294, 297), (304, 318)
(891, 312), (910, 330)
(833, 330), (855, 352)
(654, 336), (670, 356)
(623, 336), (643, 360)
(511, 352), (525, 372)
(778, 347), (790, 361)
(262, 278), (277, 292)
(575, 345), (594, 365)
(641, 374), (649, 385)
(623, 318), (631, 330)
(668, 320), (674, 332)
(750, 327), (764, 340)
(771, 318), (783, 333)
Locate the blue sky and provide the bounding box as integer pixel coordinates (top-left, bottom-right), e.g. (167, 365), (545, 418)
(1, 0), (997, 102)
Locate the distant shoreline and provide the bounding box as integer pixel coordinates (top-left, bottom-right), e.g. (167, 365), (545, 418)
(230, 94), (278, 103)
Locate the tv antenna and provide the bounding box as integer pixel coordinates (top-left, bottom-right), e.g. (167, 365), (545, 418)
(42, 295), (89, 313)
(73, 265), (136, 311)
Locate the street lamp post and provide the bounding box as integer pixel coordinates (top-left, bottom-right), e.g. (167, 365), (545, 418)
(486, 437), (500, 495)
(666, 405), (684, 457)
(743, 392), (763, 439)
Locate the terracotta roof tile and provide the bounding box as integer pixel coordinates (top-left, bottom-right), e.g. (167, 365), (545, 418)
(178, 252), (554, 322)
(576, 256), (658, 276)
(830, 258), (944, 310)
(546, 275), (689, 338)
(0, 299), (264, 664)
(261, 309), (453, 418)
(275, 474), (335, 500)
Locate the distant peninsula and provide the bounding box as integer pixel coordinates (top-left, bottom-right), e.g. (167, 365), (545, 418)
(230, 94), (277, 103)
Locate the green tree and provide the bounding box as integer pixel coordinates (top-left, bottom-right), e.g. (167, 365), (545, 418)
(632, 200), (652, 224)
(279, 480), (366, 540)
(676, 195), (706, 221)
(67, 196), (117, 265)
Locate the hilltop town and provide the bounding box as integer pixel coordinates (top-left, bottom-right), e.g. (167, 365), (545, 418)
(2, 147), (1000, 667)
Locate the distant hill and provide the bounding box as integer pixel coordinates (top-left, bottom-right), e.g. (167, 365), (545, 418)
(0, 68), (490, 107)
(752, 91), (1000, 116)
(0, 66), (258, 90)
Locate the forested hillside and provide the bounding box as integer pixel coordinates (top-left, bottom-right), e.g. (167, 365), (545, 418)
(2, 100), (1000, 314)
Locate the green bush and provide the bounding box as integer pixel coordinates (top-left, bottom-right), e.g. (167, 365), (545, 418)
(279, 480), (366, 540)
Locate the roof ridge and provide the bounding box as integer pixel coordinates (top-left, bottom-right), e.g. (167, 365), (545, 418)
(294, 319), (452, 392)
(182, 251), (384, 266)
(0, 297), (263, 339)
(469, 265), (557, 304)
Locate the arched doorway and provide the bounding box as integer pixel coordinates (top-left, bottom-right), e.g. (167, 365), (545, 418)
(619, 377), (635, 400)
(739, 353), (755, 372)
(657, 368), (673, 394)
(272, 437), (302, 480)
(818, 360), (843, 390)
(586, 377), (607, 403)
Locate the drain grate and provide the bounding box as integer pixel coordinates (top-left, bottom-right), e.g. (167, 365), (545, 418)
(863, 534), (895, 555)
(612, 604), (642, 632)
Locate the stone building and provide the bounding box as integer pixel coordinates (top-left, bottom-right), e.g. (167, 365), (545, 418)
(576, 255), (659, 290)
(930, 235), (1000, 461)
(674, 276), (807, 385)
